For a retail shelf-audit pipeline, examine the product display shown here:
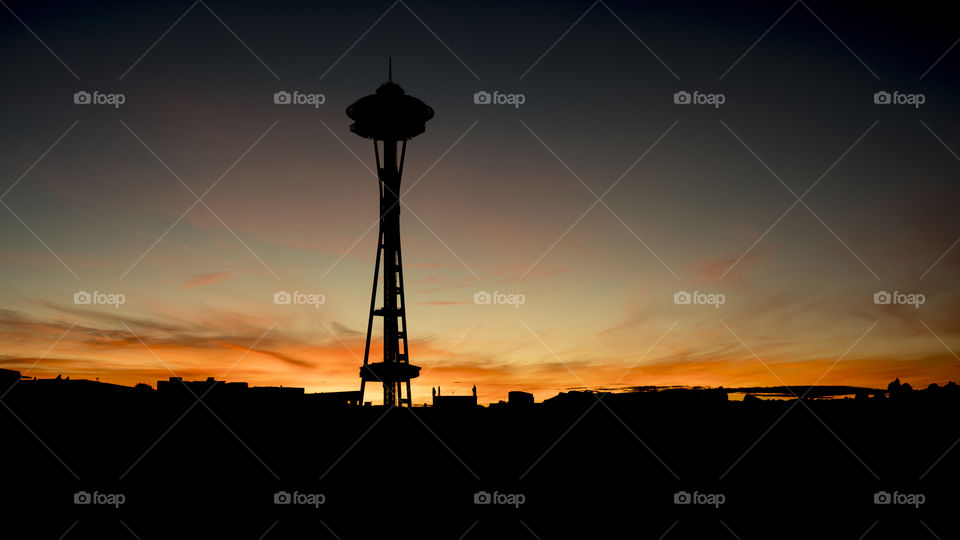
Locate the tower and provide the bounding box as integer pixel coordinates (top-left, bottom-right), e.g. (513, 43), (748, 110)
(347, 60), (434, 407)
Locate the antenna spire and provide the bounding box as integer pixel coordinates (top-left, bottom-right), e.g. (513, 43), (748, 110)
(388, 57), (393, 83)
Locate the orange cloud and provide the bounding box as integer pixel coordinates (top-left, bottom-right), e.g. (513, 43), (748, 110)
(183, 271), (233, 289)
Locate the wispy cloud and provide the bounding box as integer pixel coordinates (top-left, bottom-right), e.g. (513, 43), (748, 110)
(183, 271), (233, 288)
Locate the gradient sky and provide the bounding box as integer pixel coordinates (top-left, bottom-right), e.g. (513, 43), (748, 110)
(1, 0), (959, 404)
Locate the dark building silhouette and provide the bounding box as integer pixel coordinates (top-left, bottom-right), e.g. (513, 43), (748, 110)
(348, 60), (434, 407)
(431, 385), (478, 409)
(508, 390), (534, 408)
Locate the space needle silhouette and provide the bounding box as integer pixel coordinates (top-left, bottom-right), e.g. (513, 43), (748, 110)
(347, 60), (434, 407)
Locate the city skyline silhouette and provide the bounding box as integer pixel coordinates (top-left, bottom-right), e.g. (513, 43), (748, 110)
(2, 1), (960, 538)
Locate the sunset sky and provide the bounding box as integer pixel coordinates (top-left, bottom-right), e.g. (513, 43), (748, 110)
(2, 0), (959, 404)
